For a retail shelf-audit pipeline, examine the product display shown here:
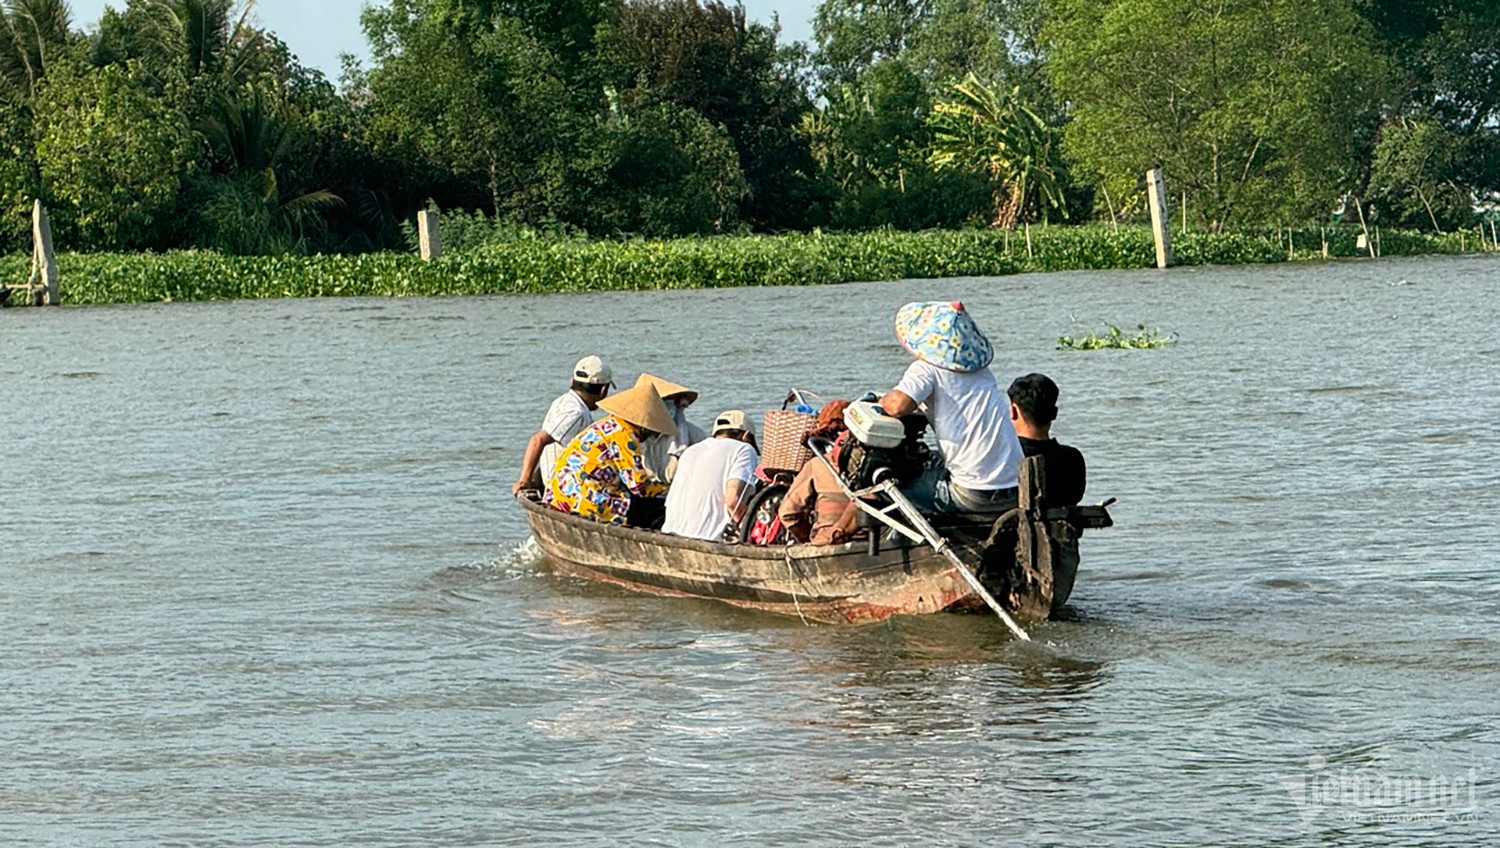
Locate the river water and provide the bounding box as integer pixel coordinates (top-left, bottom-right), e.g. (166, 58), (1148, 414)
(1, 255), (1496, 846)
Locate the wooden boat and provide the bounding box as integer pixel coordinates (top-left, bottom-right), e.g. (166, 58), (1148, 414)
(519, 456), (1111, 626)
(522, 492), (993, 624)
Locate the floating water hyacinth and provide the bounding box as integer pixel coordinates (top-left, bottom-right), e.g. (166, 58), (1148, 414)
(1057, 319), (1177, 350)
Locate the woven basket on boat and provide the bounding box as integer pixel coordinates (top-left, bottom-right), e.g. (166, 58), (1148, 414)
(761, 408), (817, 472)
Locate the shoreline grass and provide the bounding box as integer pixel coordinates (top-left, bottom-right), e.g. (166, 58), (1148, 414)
(1, 224), (1490, 306)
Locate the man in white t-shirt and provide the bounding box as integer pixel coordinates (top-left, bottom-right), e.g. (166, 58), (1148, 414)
(879, 301), (1022, 513)
(513, 356), (614, 494)
(661, 410), (760, 541)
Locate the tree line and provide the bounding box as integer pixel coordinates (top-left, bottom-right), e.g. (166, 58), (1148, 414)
(2, 0), (1496, 255)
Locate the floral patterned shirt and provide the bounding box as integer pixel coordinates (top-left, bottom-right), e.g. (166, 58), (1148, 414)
(543, 416), (667, 525)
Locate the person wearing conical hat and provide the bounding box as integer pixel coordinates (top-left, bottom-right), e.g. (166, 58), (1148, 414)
(879, 301), (1023, 513)
(514, 355), (614, 495)
(634, 373), (707, 483)
(543, 382), (678, 527)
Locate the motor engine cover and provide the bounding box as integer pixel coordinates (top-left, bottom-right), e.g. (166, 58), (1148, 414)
(842, 401), (906, 449)
(835, 408), (930, 490)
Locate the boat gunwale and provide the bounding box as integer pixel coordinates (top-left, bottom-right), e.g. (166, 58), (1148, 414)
(516, 491), (994, 562)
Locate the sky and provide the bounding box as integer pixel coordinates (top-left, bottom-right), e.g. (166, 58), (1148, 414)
(65, 0), (820, 80)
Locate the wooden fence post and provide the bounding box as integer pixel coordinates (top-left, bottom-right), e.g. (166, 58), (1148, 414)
(417, 210), (442, 261)
(32, 200), (59, 306)
(1146, 168), (1172, 268)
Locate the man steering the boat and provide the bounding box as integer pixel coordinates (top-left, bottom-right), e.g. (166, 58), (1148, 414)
(1008, 372), (1087, 509)
(879, 301), (1023, 514)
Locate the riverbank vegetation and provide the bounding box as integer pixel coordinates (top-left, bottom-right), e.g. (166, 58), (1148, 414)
(2, 0), (1498, 299)
(0, 223), (1481, 305)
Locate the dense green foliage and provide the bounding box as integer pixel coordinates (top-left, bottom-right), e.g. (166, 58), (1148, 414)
(34, 57), (196, 248)
(1045, 0), (1387, 231)
(3, 224), (1483, 305)
(1, 0), (1497, 270)
(1365, 0), (1500, 230)
(927, 72), (1064, 228)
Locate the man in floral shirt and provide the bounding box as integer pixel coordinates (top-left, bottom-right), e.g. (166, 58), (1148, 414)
(544, 382), (678, 527)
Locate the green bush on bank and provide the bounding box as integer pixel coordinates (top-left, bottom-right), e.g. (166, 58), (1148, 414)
(0, 224), (1485, 305)
(0, 253), (27, 287)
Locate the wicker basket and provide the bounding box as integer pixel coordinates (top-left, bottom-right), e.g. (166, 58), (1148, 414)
(762, 408), (817, 472)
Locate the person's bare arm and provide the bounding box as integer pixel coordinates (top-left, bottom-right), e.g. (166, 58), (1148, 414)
(513, 430), (555, 494)
(777, 468), (814, 543)
(725, 479), (753, 524)
(880, 390), (918, 417)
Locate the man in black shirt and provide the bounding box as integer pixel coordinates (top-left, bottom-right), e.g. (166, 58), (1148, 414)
(1006, 373), (1087, 508)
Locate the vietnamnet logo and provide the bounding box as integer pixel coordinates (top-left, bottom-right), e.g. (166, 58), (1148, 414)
(1279, 755), (1483, 826)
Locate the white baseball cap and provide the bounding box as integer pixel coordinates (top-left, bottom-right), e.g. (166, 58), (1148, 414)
(572, 355), (613, 387)
(712, 409), (755, 438)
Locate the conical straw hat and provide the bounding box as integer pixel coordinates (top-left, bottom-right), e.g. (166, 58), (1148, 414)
(894, 300), (994, 372)
(598, 382), (679, 437)
(633, 373), (699, 404)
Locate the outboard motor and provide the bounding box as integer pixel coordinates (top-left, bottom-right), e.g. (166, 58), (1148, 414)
(837, 401), (930, 489)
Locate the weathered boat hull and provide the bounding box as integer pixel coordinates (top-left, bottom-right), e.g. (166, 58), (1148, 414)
(518, 494), (1068, 625)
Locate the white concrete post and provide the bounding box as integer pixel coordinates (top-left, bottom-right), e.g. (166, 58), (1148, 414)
(1146, 168), (1172, 269)
(417, 210), (442, 261)
(32, 201), (59, 305)
(1353, 197), (1375, 258)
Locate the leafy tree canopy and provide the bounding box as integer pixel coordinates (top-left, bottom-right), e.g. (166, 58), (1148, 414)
(35, 54), (196, 248)
(362, 0), (574, 219)
(596, 0), (818, 230)
(1046, 0), (1387, 230)
(813, 0), (1048, 99)
(1, 0), (75, 104)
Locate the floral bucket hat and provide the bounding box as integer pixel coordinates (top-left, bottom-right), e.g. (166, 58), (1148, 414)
(894, 301), (994, 372)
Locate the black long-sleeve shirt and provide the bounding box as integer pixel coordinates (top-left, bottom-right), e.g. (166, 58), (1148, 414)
(1017, 436), (1087, 508)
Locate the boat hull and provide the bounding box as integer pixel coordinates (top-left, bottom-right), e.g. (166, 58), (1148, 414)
(519, 494), (1052, 624)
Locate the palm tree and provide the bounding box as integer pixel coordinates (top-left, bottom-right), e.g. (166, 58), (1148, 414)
(927, 72), (1065, 228)
(160, 0), (259, 80)
(194, 82), (340, 253)
(91, 0), (262, 90)
(0, 0), (72, 103)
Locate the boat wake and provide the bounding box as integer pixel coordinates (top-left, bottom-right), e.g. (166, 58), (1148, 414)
(428, 537), (545, 585)
(485, 536), (545, 577)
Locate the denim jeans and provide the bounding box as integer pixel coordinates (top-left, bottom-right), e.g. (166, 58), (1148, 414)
(902, 464), (1018, 514)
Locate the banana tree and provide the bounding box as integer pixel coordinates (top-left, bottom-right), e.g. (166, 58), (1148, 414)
(927, 72), (1065, 228)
